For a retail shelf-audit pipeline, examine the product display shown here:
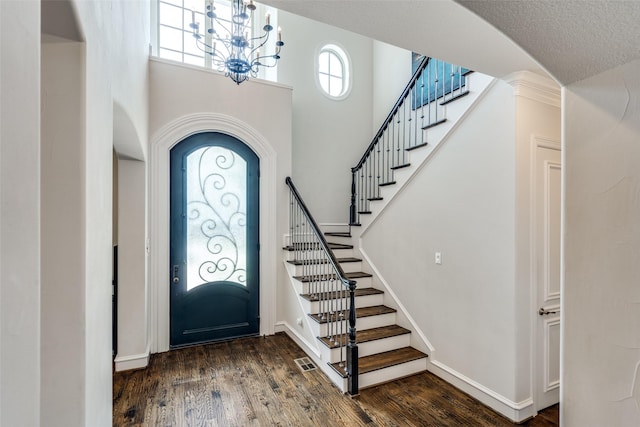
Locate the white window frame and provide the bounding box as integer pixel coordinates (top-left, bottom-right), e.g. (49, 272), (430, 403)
(315, 43), (352, 100)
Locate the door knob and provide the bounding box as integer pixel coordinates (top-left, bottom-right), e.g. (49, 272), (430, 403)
(538, 307), (558, 316)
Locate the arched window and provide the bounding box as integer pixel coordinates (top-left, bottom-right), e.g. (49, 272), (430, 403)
(317, 44), (351, 99)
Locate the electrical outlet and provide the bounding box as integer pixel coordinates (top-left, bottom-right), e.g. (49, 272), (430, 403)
(435, 252), (442, 265)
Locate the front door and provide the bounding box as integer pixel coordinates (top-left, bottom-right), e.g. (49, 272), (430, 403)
(533, 138), (561, 411)
(170, 132), (260, 347)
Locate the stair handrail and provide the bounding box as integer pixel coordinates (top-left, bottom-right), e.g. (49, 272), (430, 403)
(352, 55), (430, 171)
(286, 176), (354, 287)
(286, 176), (359, 395)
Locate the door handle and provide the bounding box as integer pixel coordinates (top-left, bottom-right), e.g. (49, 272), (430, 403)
(538, 307), (559, 316)
(172, 265), (180, 283)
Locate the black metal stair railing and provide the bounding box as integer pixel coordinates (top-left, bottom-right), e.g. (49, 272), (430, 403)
(286, 177), (359, 395)
(350, 56), (470, 225)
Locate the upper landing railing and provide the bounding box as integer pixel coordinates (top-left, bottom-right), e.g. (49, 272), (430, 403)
(350, 56), (470, 225)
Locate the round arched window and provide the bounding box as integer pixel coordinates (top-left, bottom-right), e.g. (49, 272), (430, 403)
(316, 44), (351, 99)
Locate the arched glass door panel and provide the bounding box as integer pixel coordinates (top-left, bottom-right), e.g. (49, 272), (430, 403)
(170, 132), (259, 346)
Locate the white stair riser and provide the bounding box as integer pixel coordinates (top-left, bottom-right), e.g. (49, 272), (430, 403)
(357, 334), (411, 359)
(319, 333), (412, 364)
(289, 260), (363, 276)
(324, 235), (353, 245)
(314, 312), (397, 337)
(359, 357), (428, 389)
(320, 363), (348, 393)
(284, 248), (354, 261)
(301, 293), (384, 314)
(339, 261), (363, 273)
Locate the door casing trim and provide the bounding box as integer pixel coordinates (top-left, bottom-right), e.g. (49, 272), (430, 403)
(150, 113), (277, 353)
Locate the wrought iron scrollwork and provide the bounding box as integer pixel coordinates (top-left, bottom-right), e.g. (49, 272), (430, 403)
(187, 147), (247, 288)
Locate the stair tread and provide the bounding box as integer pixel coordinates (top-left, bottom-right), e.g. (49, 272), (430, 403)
(422, 118), (447, 130)
(293, 271), (372, 283)
(300, 287), (383, 302)
(358, 211), (372, 215)
(330, 347), (428, 377)
(406, 141), (429, 152)
(379, 181), (396, 187)
(324, 232), (351, 238)
(318, 324), (410, 349)
(287, 257), (362, 266)
(440, 90), (470, 106)
(328, 242), (353, 250)
(390, 163), (411, 170)
(308, 305), (396, 324)
(284, 242), (353, 251)
(367, 197), (383, 201)
(293, 271), (372, 282)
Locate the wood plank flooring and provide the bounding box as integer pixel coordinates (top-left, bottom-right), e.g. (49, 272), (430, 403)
(113, 333), (559, 426)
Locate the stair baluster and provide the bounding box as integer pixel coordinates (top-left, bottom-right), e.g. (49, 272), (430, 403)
(286, 177), (359, 395)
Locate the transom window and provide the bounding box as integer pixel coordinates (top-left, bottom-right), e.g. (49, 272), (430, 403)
(317, 44), (350, 99)
(157, 0), (241, 68)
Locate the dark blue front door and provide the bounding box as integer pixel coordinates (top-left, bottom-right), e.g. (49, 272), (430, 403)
(170, 132), (260, 347)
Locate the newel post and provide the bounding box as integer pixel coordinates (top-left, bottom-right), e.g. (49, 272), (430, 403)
(346, 280), (359, 396)
(349, 169), (357, 225)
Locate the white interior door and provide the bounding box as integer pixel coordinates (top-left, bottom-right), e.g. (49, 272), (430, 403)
(533, 138), (562, 411)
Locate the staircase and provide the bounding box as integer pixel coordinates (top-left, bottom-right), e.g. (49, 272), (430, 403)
(282, 56), (495, 395)
(283, 229), (428, 392)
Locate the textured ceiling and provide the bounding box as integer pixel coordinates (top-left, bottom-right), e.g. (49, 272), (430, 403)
(455, 0), (640, 85)
(261, 0), (640, 85)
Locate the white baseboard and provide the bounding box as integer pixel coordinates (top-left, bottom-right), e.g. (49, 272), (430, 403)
(274, 321), (320, 358)
(114, 349), (150, 372)
(428, 359), (535, 423)
(275, 321), (347, 393)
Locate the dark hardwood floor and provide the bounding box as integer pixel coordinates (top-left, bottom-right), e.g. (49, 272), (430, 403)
(113, 333), (559, 426)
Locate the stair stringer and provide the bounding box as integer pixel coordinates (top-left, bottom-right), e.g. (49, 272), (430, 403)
(353, 244), (434, 356)
(358, 73), (497, 234)
(320, 224), (433, 356)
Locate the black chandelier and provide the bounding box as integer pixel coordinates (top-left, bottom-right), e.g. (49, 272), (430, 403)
(190, 0), (284, 84)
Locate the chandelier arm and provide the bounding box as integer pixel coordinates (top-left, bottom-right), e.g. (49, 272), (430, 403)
(247, 41), (269, 60)
(195, 38), (231, 60)
(248, 30), (269, 45)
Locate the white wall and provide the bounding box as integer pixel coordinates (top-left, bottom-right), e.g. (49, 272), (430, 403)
(563, 59), (640, 426)
(277, 11), (373, 224)
(361, 81), (521, 404)
(70, 1), (149, 424)
(0, 2), (41, 426)
(2, 0), (153, 425)
(148, 59), (292, 352)
(41, 40), (86, 426)
(115, 159), (148, 371)
(372, 41), (412, 133)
